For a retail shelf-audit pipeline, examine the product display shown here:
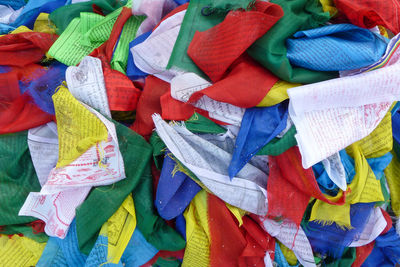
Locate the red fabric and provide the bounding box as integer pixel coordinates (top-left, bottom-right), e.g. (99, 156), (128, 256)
(160, 91), (196, 120)
(352, 241), (375, 267)
(275, 147), (348, 204)
(89, 7), (141, 111)
(27, 220), (46, 234)
(92, 4), (105, 16)
(208, 193), (247, 267)
(0, 66), (53, 134)
(188, 1), (283, 83)
(267, 155), (310, 226)
(0, 32), (57, 67)
(268, 147), (348, 225)
(131, 76), (170, 138)
(160, 90), (227, 125)
(187, 55), (279, 108)
(240, 216), (275, 267)
(334, 0), (400, 34)
(380, 208), (393, 234)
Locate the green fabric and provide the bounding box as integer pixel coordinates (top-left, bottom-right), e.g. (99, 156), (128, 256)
(0, 131), (42, 226)
(76, 121), (185, 254)
(49, 0), (128, 34)
(0, 224), (48, 243)
(167, 0), (252, 75)
(150, 131), (166, 170)
(48, 8), (123, 66)
(247, 0), (338, 84)
(185, 113), (226, 134)
(111, 15), (146, 74)
(323, 247), (356, 266)
(154, 257), (182, 267)
(256, 126), (297, 156)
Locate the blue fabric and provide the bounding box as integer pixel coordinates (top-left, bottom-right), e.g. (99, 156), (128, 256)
(37, 236), (68, 267)
(287, 24), (388, 71)
(122, 229), (159, 267)
(38, 223), (157, 266)
(362, 227), (400, 267)
(0, 0), (67, 33)
(391, 102), (400, 116)
(58, 220), (88, 266)
(313, 150), (392, 195)
(0, 0), (26, 10)
(304, 203), (375, 259)
(393, 110), (400, 145)
(21, 62), (67, 114)
(313, 150), (355, 195)
(85, 235), (119, 267)
(175, 214), (186, 240)
(274, 242), (299, 267)
(228, 102), (288, 178)
(126, 31), (151, 81)
(173, 0), (190, 4)
(156, 151), (201, 220)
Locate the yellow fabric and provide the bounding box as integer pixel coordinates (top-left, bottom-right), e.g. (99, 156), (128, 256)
(256, 80), (300, 107)
(310, 144), (384, 227)
(0, 235), (46, 266)
(183, 190), (210, 267)
(354, 110), (393, 158)
(10, 26), (32, 34)
(384, 151), (400, 216)
(52, 84), (108, 167)
(319, 0), (338, 17)
(279, 241), (298, 266)
(226, 203), (247, 227)
(99, 194), (136, 264)
(33, 13), (56, 34)
(378, 25), (389, 38)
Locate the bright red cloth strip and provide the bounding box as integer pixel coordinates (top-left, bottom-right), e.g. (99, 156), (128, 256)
(0, 32), (57, 66)
(208, 193), (247, 267)
(0, 93), (53, 134)
(275, 147), (348, 205)
(188, 1), (283, 82)
(240, 216), (275, 267)
(188, 55), (279, 108)
(131, 76), (170, 138)
(335, 0), (400, 34)
(0, 66), (53, 134)
(267, 147), (348, 225)
(267, 154), (310, 226)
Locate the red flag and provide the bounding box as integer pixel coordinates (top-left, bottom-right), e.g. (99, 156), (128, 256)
(335, 0), (400, 34)
(188, 1), (283, 83)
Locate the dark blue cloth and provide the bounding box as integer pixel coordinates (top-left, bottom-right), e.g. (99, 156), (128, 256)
(362, 227), (400, 267)
(20, 62), (68, 115)
(175, 214), (186, 240)
(126, 31), (151, 81)
(393, 110), (400, 145)
(287, 24), (388, 71)
(228, 102), (288, 179)
(304, 203), (375, 259)
(155, 151), (201, 220)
